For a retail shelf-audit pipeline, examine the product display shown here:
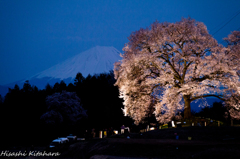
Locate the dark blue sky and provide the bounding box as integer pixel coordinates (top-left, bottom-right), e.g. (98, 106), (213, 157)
(0, 0), (240, 85)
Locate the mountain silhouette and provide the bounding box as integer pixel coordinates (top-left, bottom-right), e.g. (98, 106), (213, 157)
(4, 46), (122, 90)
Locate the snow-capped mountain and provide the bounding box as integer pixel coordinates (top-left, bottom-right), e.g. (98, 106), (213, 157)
(4, 46), (122, 90)
(34, 46), (122, 80)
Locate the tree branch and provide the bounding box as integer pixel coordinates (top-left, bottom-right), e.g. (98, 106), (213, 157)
(190, 94), (225, 102)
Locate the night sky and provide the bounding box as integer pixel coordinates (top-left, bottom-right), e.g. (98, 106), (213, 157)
(0, 0), (240, 85)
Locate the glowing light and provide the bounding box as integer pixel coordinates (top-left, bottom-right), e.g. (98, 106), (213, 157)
(99, 131), (102, 138)
(171, 121), (175, 127)
(150, 127), (155, 130)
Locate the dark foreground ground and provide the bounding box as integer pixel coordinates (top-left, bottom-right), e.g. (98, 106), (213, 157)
(61, 126), (240, 159)
(3, 126), (240, 159)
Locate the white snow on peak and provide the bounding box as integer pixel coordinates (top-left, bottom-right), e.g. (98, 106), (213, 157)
(34, 46), (122, 80)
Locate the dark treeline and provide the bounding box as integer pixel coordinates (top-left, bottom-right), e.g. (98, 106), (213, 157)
(0, 71), (230, 149)
(193, 102), (228, 121)
(0, 71), (132, 148)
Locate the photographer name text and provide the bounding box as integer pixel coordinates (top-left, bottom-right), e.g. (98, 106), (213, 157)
(0, 150), (61, 157)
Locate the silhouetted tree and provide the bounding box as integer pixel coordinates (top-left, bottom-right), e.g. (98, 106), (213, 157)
(23, 80), (33, 93)
(45, 83), (54, 95)
(75, 72), (125, 129)
(53, 82), (60, 92)
(1, 82), (47, 146)
(59, 80), (67, 90)
(74, 72), (85, 85)
(40, 91), (87, 135)
(0, 94), (3, 105)
(67, 83), (75, 92)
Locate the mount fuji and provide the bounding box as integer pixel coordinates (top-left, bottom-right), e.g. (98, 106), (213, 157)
(4, 46), (122, 90)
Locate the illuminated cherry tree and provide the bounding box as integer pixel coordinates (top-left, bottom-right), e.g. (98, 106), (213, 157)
(224, 31), (240, 120)
(114, 18), (240, 124)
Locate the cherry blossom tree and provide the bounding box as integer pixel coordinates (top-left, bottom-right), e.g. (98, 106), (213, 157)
(114, 18), (240, 124)
(224, 31), (240, 120)
(41, 91), (87, 125)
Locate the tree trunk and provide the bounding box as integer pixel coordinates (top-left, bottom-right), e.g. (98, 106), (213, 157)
(183, 95), (191, 119)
